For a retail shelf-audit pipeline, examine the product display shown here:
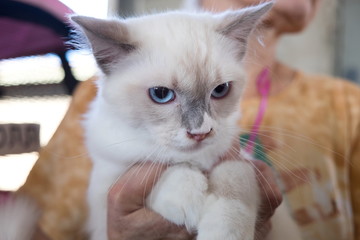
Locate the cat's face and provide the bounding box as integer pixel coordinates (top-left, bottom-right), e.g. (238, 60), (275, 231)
(102, 39), (245, 154)
(72, 3), (272, 161)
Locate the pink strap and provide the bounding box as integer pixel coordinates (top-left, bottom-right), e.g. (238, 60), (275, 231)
(245, 67), (271, 155)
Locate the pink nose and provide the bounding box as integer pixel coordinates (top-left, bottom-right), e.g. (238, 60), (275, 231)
(187, 129), (212, 142)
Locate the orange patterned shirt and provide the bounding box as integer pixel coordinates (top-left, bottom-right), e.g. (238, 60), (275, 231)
(240, 71), (360, 240)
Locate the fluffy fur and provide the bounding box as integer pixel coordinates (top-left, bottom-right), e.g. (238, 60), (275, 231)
(0, 194), (40, 240)
(70, 3), (298, 240)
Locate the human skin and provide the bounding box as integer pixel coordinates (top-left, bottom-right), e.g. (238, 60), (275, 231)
(107, 162), (195, 240)
(107, 159), (282, 240)
(32, 226), (51, 240)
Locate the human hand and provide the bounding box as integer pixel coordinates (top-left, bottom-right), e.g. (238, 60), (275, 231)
(107, 162), (195, 240)
(32, 226), (51, 240)
(252, 160), (283, 240)
(107, 152), (282, 240)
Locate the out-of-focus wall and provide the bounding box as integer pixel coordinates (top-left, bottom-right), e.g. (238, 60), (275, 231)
(114, 0), (182, 16)
(133, 0), (182, 13)
(338, 0), (360, 84)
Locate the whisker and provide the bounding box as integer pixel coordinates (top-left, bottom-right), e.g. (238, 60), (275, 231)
(41, 137), (142, 160)
(238, 134), (312, 187)
(107, 145), (163, 202)
(247, 160), (280, 212)
(223, 136), (280, 211)
(238, 125), (345, 159)
(225, 134), (312, 192)
(142, 146), (168, 218)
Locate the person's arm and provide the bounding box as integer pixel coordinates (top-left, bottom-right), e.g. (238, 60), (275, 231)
(350, 130), (360, 240)
(339, 81), (360, 240)
(107, 160), (282, 240)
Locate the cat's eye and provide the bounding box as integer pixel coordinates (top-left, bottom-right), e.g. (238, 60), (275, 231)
(149, 87), (175, 104)
(211, 82), (231, 99)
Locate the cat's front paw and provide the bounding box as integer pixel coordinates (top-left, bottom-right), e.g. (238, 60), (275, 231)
(197, 196), (256, 240)
(147, 165), (208, 231)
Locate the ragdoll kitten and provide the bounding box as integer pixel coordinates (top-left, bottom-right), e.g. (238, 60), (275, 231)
(71, 2), (299, 240)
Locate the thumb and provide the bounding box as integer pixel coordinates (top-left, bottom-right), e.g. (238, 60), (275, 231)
(108, 162), (167, 215)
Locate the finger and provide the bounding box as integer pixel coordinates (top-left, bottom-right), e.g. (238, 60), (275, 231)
(254, 221), (272, 240)
(107, 162), (193, 240)
(31, 226), (50, 240)
(109, 207), (194, 240)
(127, 208), (194, 240)
(252, 160), (282, 220)
(108, 162), (167, 215)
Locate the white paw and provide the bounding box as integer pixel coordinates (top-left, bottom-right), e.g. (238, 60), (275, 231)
(147, 165), (208, 231)
(197, 195), (256, 240)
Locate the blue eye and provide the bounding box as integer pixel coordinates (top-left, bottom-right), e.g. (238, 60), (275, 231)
(211, 82), (231, 99)
(149, 87), (175, 104)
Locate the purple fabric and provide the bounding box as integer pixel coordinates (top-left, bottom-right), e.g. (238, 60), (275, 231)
(0, 0), (74, 59)
(0, 18), (67, 59)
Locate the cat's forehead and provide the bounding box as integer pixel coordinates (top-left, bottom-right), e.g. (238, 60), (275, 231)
(128, 14), (235, 81)
(172, 61), (221, 92)
(127, 12), (218, 53)
(116, 11), (247, 93)
(72, 4), (272, 77)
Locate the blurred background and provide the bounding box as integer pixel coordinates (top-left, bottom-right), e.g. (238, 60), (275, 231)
(0, 0), (359, 191)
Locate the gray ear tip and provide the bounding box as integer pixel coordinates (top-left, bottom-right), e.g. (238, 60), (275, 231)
(260, 1), (275, 10)
(264, 0), (275, 6)
(69, 15), (94, 26)
(69, 15), (79, 21)
(68, 15), (83, 25)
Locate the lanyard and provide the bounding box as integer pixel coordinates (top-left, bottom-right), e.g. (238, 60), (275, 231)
(244, 67), (271, 156)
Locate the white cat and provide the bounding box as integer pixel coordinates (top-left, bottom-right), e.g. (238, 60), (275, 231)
(71, 2), (302, 240)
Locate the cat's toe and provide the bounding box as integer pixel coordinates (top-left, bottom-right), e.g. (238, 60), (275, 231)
(147, 165), (208, 230)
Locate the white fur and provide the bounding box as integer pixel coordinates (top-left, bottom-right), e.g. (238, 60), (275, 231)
(147, 161), (260, 240)
(0, 195), (40, 240)
(76, 4), (302, 240)
(85, 89), (241, 239)
(147, 165), (208, 231)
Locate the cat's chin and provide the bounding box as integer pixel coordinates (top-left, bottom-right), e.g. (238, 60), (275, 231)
(173, 140), (218, 154)
(177, 143), (204, 153)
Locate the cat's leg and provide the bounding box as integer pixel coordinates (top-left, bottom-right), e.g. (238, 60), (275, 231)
(197, 160), (259, 240)
(87, 162), (126, 240)
(147, 164), (208, 232)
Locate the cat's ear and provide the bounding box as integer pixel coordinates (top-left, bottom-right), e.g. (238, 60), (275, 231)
(70, 16), (136, 75)
(217, 1), (273, 59)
